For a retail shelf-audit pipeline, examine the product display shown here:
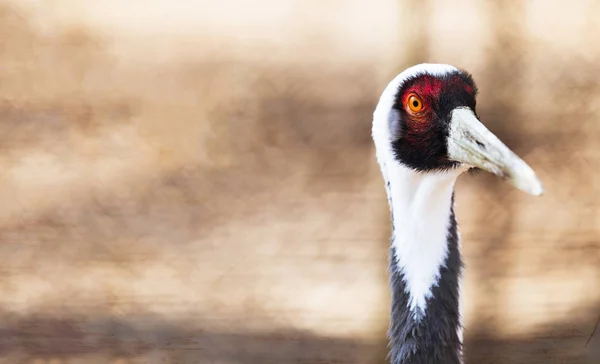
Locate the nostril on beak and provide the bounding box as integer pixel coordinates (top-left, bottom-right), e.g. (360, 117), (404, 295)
(475, 140), (486, 149)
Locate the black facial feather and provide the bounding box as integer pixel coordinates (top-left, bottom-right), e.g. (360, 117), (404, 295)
(389, 69), (478, 172)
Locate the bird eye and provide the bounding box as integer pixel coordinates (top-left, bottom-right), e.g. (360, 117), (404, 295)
(407, 93), (424, 113)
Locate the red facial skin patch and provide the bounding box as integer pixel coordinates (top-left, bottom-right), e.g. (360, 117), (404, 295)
(399, 75), (475, 148)
(401, 76), (444, 134)
(402, 76), (444, 109)
(401, 75), (475, 117)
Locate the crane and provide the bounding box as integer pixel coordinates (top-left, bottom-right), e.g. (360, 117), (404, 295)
(371, 63), (543, 363)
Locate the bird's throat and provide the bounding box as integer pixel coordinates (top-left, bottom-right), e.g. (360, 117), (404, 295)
(385, 164), (464, 363)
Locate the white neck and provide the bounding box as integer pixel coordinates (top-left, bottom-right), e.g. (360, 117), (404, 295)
(371, 63), (468, 363)
(371, 63), (465, 316)
(386, 163), (464, 314)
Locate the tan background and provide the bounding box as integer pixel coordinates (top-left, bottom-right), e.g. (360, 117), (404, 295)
(0, 0), (598, 363)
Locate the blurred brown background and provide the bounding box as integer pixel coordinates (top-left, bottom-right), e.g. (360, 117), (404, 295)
(0, 0), (598, 363)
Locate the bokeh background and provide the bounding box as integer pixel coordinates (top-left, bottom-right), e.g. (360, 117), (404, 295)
(0, 0), (598, 363)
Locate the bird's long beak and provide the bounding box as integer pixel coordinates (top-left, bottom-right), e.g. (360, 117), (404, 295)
(447, 107), (544, 196)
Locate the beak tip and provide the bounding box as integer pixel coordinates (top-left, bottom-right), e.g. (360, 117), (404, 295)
(509, 160), (544, 197)
(531, 184), (544, 196)
(510, 167), (544, 196)
(521, 176), (544, 196)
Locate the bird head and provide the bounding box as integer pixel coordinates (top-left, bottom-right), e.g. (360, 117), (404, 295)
(373, 63), (543, 196)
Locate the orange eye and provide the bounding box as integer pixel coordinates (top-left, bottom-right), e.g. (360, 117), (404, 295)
(407, 93), (424, 113)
